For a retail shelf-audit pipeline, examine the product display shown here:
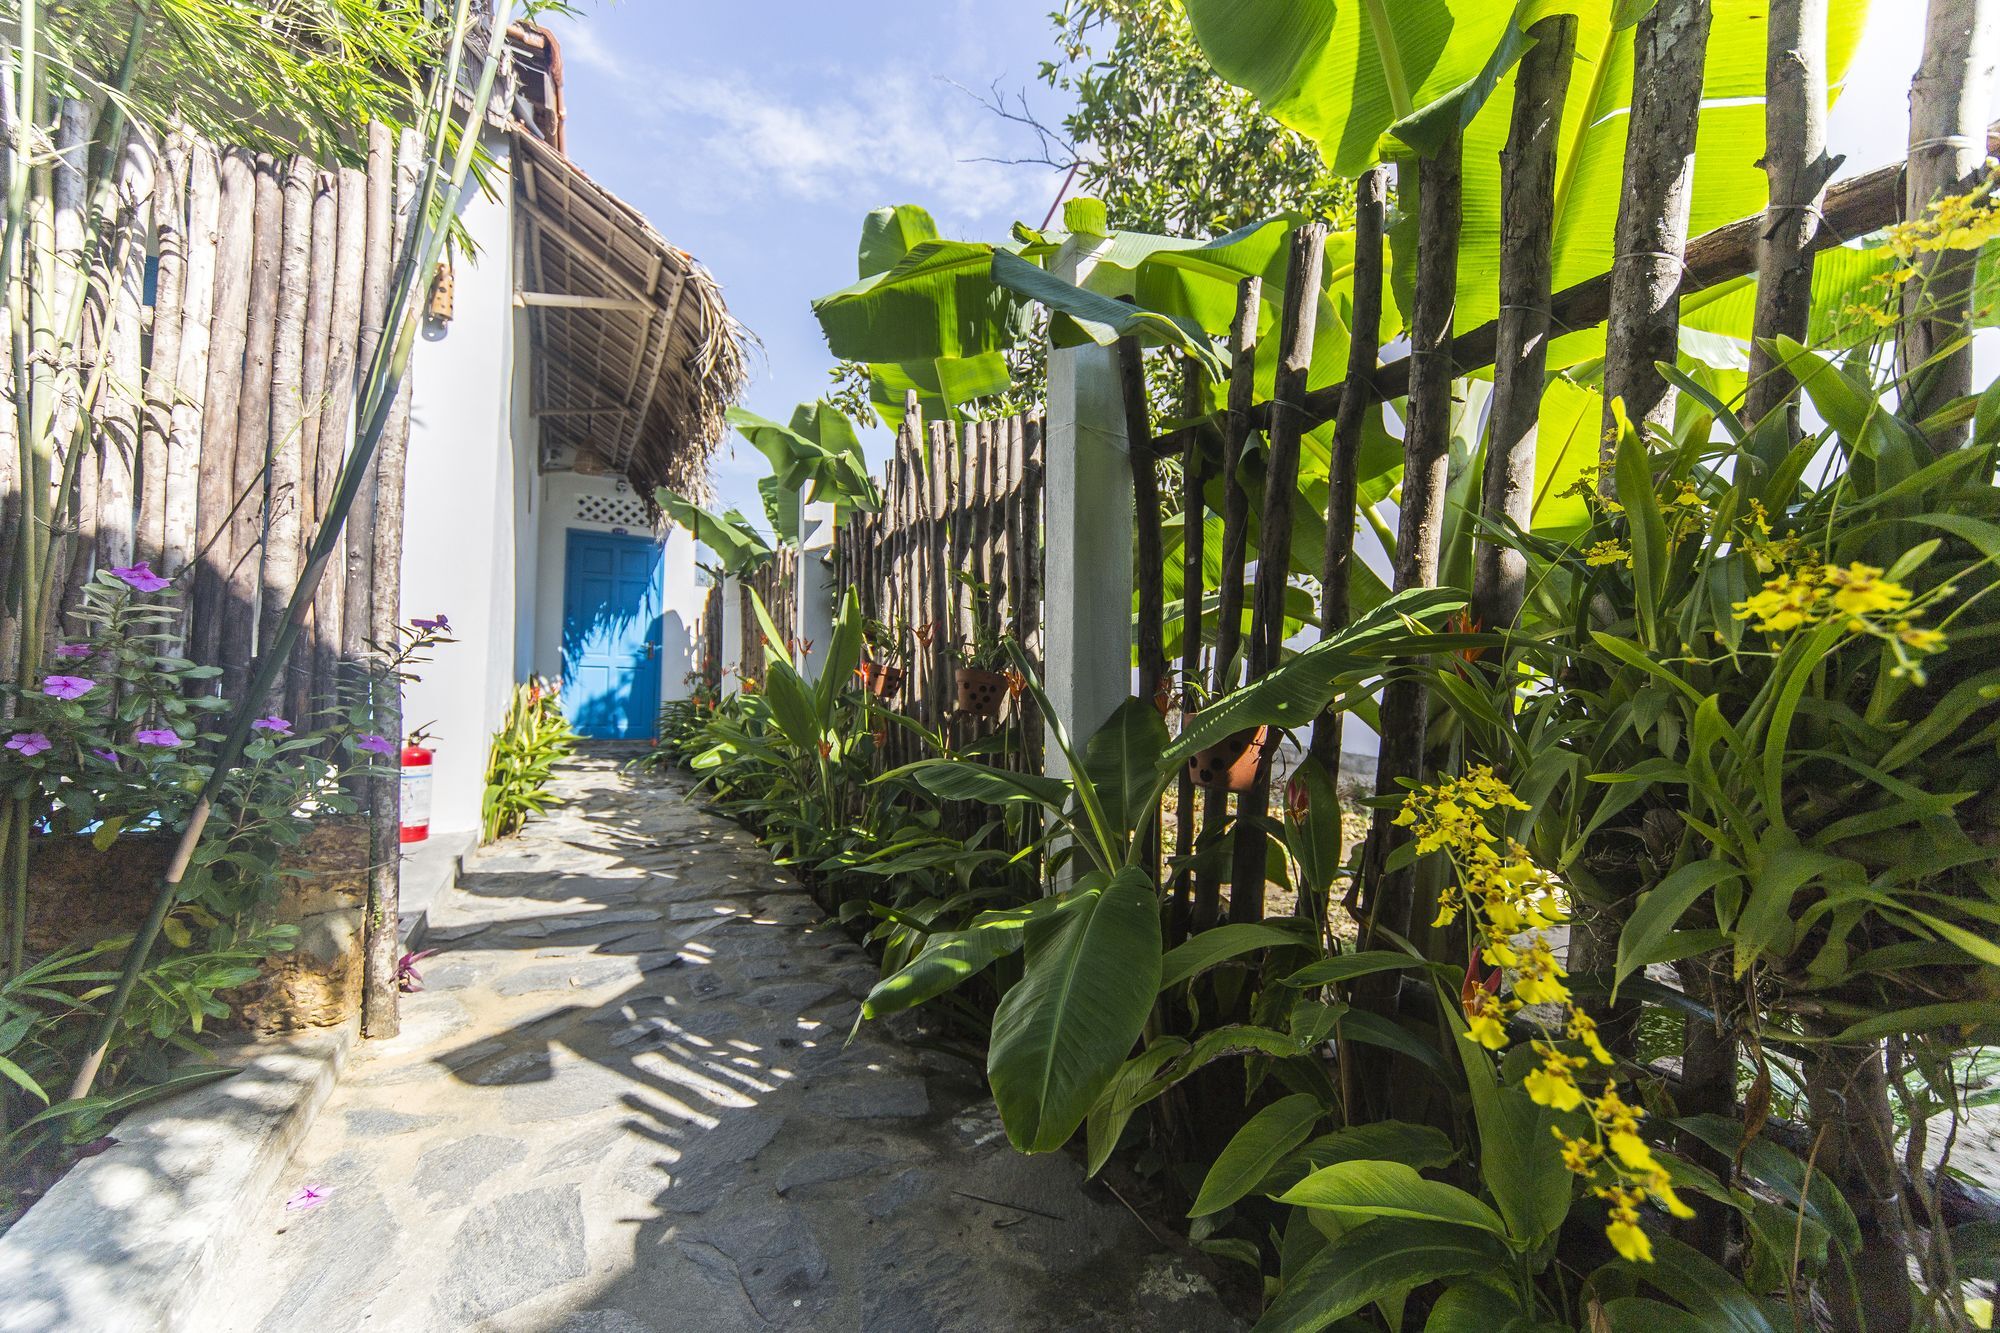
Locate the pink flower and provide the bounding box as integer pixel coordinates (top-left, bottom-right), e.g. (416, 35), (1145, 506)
(356, 733), (396, 758)
(53, 644), (91, 659)
(42, 675), (94, 700)
(134, 728), (182, 748)
(251, 715), (292, 736)
(108, 563), (171, 593)
(5, 732), (51, 757)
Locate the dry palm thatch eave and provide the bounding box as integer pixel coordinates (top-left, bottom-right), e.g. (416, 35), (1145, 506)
(511, 128), (751, 503)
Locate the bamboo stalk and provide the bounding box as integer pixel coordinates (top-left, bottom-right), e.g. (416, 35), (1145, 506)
(361, 126), (421, 1041)
(1120, 337), (1165, 890)
(1196, 278), (1262, 933)
(52, 99), (92, 621)
(1312, 165), (1389, 771)
(342, 123), (394, 670)
(294, 168), (336, 722)
(1472, 19), (1574, 635)
(315, 163), (366, 708)
(1229, 226), (1324, 926)
(193, 147), (257, 669)
(1019, 415), (1045, 773)
(1901, 0), (1998, 451)
(1175, 357), (1206, 941)
(94, 128), (151, 573)
(262, 156), (312, 710)
(138, 132), (188, 569)
(1601, 0), (1713, 459)
(1362, 136), (1463, 953)
(222, 153), (283, 691)
(164, 140), (217, 593)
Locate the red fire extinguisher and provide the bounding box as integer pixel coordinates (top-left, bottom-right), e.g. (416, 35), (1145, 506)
(400, 729), (434, 844)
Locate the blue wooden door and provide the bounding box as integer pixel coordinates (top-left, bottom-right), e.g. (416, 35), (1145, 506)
(561, 530), (665, 739)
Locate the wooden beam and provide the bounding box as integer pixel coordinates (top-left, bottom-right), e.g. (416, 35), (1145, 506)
(1281, 120), (2000, 428)
(613, 270), (685, 470)
(514, 290), (651, 313)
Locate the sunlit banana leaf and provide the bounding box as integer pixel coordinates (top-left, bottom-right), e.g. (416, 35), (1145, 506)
(655, 487), (773, 575)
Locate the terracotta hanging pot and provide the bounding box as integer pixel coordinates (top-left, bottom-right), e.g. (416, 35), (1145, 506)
(1187, 725), (1273, 793)
(955, 667), (1007, 718)
(857, 660), (903, 700)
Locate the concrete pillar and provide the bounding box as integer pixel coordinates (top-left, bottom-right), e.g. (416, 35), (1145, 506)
(795, 499), (837, 684)
(659, 524), (699, 701)
(1041, 235), (1132, 777)
(719, 574), (744, 688)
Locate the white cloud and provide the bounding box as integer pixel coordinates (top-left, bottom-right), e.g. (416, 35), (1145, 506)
(555, 21), (1055, 233)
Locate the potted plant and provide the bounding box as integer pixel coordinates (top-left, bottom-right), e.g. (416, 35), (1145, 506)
(856, 616), (906, 701)
(950, 576), (1008, 718)
(1174, 677), (1276, 792)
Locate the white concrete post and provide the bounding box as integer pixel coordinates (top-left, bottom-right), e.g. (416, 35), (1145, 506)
(1042, 235), (1132, 777)
(795, 498), (837, 684)
(719, 574), (744, 689)
(659, 524), (699, 701)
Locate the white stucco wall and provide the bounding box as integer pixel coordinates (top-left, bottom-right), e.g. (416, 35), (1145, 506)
(399, 128), (524, 837)
(531, 470), (702, 724)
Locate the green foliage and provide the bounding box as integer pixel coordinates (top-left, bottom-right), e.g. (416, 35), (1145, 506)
(481, 677), (576, 844)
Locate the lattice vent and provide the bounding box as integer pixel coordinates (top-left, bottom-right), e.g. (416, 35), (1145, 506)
(574, 488), (650, 529)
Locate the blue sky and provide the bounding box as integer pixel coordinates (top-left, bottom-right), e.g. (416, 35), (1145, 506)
(541, 1), (1074, 524)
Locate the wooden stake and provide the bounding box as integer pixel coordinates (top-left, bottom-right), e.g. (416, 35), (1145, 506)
(221, 153), (284, 694)
(1312, 165), (1389, 770)
(263, 156), (313, 708)
(294, 168), (337, 722)
(315, 163), (367, 709)
(139, 133), (189, 569)
(193, 147), (258, 670)
(1901, 0), (1998, 451)
(1472, 19), (1574, 634)
(165, 140), (218, 593)
(343, 123), (394, 671)
(1229, 225), (1324, 926)
(1601, 0), (1713, 461)
(95, 129), (152, 573)
(1174, 356), (1207, 942)
(1120, 337), (1165, 889)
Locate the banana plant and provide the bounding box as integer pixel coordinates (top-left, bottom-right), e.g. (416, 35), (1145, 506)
(726, 401), (880, 521)
(654, 486), (774, 577)
(859, 585), (1466, 1153)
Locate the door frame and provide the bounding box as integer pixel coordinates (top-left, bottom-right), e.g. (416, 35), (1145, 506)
(560, 527), (666, 739)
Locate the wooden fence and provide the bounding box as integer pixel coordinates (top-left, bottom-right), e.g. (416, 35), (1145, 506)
(739, 545), (799, 684)
(0, 115), (419, 726)
(833, 408), (1044, 770)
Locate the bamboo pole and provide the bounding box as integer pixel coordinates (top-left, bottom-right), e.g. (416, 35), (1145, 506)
(95, 129), (152, 573)
(1601, 0), (1713, 459)
(0, 55), (17, 687)
(315, 163), (366, 708)
(263, 156), (313, 709)
(1196, 277), (1261, 933)
(1471, 19), (1574, 635)
(294, 169), (336, 722)
(1174, 358), (1207, 940)
(1229, 226), (1324, 926)
(361, 126), (421, 1040)
(1902, 0), (1998, 451)
(193, 147), (257, 668)
(343, 123), (393, 670)
(222, 152), (283, 690)
(1362, 136), (1463, 954)
(164, 140), (217, 590)
(1312, 165), (1389, 771)
(1019, 415), (1045, 772)
(52, 99), (92, 620)
(1119, 337), (1165, 890)
(1744, 0), (1833, 440)
(138, 132), (189, 569)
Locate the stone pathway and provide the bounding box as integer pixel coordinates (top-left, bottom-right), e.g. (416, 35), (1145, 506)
(203, 752), (1239, 1333)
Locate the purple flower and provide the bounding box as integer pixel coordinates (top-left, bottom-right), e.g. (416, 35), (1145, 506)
(5, 732), (51, 758)
(41, 675), (94, 700)
(412, 614), (450, 632)
(134, 728), (182, 748)
(53, 644), (92, 659)
(251, 715), (293, 736)
(108, 562), (171, 593)
(91, 748), (119, 765)
(356, 733), (396, 758)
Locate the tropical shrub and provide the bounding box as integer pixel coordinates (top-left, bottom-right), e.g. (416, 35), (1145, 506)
(480, 677), (575, 843)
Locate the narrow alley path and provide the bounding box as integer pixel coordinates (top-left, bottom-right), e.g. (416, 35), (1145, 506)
(206, 752), (1239, 1333)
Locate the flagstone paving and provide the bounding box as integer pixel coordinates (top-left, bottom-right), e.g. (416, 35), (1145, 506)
(204, 752), (1240, 1333)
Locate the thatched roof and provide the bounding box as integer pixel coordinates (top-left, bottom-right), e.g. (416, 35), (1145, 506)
(511, 128), (749, 501)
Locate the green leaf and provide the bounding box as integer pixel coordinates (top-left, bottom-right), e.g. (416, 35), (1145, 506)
(1081, 697), (1171, 860)
(1283, 950), (1430, 988)
(1161, 922), (1309, 990)
(1085, 1037), (1189, 1176)
(1611, 1235), (1778, 1333)
(1278, 1159), (1507, 1236)
(654, 488), (773, 575)
(859, 203), (939, 278)
(888, 758), (1072, 811)
(1615, 860), (1742, 991)
(990, 251), (1224, 378)
(1254, 1218), (1510, 1332)
(988, 866), (1163, 1153)
(1424, 1281), (1547, 1332)
(814, 237), (1031, 365)
(862, 899), (1070, 1018)
(1674, 1115), (1860, 1257)
(1190, 1093), (1326, 1217)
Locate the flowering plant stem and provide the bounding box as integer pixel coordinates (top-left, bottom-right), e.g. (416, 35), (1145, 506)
(63, 0), (506, 1103)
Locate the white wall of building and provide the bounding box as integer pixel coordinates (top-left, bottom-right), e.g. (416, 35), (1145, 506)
(400, 128), (525, 837)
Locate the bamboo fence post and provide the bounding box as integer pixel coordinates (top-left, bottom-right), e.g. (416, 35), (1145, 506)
(95, 129), (152, 574)
(1902, 0), (1998, 451)
(343, 123), (393, 671)
(1601, 0), (1713, 460)
(927, 422), (951, 731)
(1196, 277), (1262, 932)
(221, 152), (284, 693)
(294, 169), (337, 721)
(1119, 338), (1166, 890)
(193, 147), (258, 669)
(315, 162), (366, 707)
(264, 156), (313, 708)
(1312, 166), (1389, 772)
(1745, 0), (1833, 440)
(1472, 21), (1574, 636)
(53, 99), (93, 619)
(1362, 135), (1463, 954)
(362, 126), (421, 1041)
(1018, 415), (1045, 772)
(138, 133), (189, 569)
(1229, 225), (1324, 926)
(1174, 358), (1207, 939)
(164, 140), (218, 592)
